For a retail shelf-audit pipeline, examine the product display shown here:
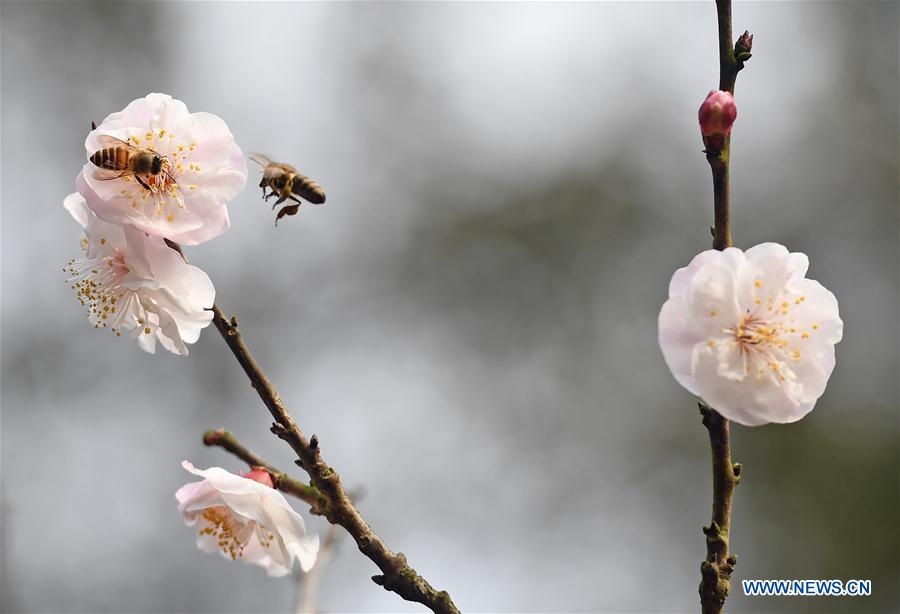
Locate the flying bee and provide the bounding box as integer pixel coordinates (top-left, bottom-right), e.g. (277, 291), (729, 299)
(89, 131), (174, 192)
(249, 153), (326, 225)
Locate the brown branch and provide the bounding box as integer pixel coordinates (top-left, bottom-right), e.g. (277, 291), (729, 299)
(707, 1), (752, 251)
(209, 305), (460, 614)
(165, 239), (459, 613)
(202, 428), (328, 515)
(698, 404), (742, 614)
(699, 2), (752, 612)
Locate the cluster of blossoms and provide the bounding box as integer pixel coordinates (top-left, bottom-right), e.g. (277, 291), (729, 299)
(65, 93), (247, 355)
(64, 94), (318, 575)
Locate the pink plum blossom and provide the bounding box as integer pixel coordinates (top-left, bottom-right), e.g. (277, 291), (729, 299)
(658, 243), (843, 426)
(79, 93), (247, 245)
(176, 461), (319, 577)
(64, 191), (215, 355)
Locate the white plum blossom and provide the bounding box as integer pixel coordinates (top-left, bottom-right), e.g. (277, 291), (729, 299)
(64, 191), (215, 355)
(79, 93), (247, 245)
(658, 243), (843, 426)
(175, 461), (319, 577)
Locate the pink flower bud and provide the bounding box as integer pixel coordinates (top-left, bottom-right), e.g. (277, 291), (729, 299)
(698, 90), (737, 138)
(242, 468), (275, 488)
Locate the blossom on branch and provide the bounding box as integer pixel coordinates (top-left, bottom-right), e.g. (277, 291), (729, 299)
(176, 461), (319, 577)
(64, 191), (215, 355)
(79, 93), (247, 245)
(658, 243), (842, 426)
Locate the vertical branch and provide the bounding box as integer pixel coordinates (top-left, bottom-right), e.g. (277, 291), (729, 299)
(699, 405), (742, 614)
(699, 1), (752, 612)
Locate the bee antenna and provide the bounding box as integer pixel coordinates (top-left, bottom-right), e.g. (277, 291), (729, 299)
(91, 120), (97, 130)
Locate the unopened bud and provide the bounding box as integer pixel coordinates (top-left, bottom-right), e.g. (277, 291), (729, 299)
(698, 90), (737, 150)
(242, 468), (275, 488)
(735, 30), (753, 54)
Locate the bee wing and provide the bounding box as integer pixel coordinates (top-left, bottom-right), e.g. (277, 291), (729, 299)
(95, 133), (142, 151)
(93, 167), (138, 181)
(249, 152), (273, 169)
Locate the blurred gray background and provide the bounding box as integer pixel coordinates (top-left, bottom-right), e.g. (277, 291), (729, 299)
(1, 1), (897, 612)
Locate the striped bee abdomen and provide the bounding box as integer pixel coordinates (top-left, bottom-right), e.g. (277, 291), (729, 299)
(293, 176), (326, 204)
(90, 146), (129, 170)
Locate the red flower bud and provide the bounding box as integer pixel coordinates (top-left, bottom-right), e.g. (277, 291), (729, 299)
(242, 468), (275, 488)
(699, 90), (737, 137)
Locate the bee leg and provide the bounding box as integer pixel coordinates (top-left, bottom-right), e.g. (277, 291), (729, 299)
(135, 175), (152, 191)
(272, 192), (293, 208)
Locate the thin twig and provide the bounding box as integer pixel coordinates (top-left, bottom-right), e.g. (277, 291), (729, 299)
(167, 240), (459, 613)
(698, 404), (742, 614)
(699, 2), (752, 613)
(209, 306), (460, 614)
(203, 429), (328, 514)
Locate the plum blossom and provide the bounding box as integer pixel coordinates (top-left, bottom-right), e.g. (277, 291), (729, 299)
(175, 461), (319, 577)
(64, 191), (215, 355)
(79, 93), (247, 245)
(658, 243), (842, 426)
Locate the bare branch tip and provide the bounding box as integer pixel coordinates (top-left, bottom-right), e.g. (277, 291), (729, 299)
(203, 429), (228, 446)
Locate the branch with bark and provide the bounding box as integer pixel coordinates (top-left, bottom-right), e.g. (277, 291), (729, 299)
(207, 307), (460, 614)
(165, 240), (459, 614)
(698, 2), (752, 613)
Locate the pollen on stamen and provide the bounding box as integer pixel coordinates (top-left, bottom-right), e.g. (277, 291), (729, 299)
(802, 332), (810, 339)
(754, 279), (762, 288)
(144, 327), (151, 334)
(812, 323), (819, 330)
(709, 310), (717, 317)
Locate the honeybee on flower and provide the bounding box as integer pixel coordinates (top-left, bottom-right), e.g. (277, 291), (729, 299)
(78, 93), (248, 246)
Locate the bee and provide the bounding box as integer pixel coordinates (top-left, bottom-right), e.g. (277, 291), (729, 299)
(88, 123), (174, 192)
(249, 153), (326, 225)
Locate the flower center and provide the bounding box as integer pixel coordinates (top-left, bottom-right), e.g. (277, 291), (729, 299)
(718, 299), (809, 383)
(65, 242), (158, 339)
(119, 131), (201, 224)
(197, 506), (277, 560)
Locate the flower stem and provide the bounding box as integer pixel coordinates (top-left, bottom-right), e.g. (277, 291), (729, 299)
(700, 1), (751, 612)
(209, 306), (460, 614)
(202, 428), (328, 514)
